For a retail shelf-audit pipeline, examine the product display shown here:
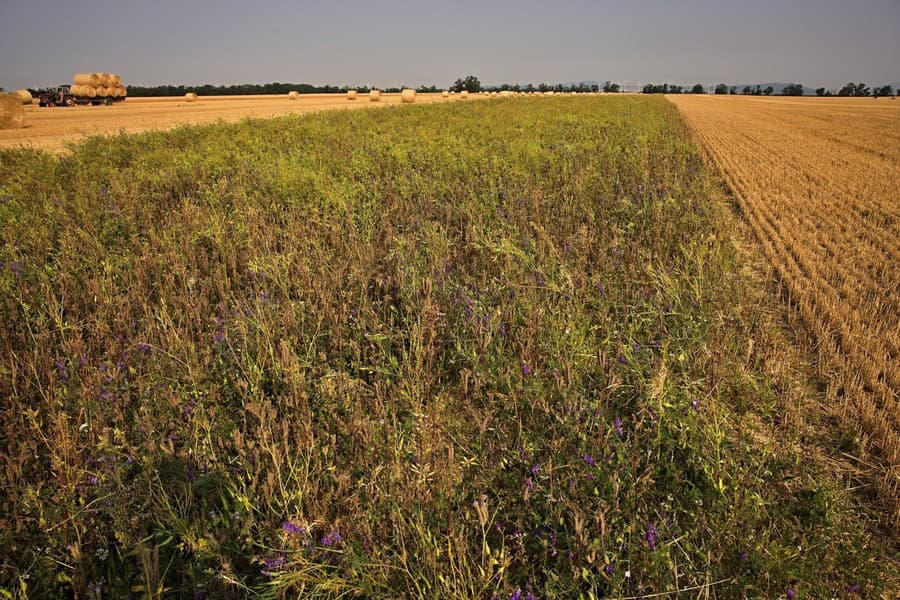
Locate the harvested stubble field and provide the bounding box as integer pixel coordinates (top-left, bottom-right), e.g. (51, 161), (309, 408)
(671, 95), (900, 529)
(1, 96), (897, 597)
(0, 93), (464, 153)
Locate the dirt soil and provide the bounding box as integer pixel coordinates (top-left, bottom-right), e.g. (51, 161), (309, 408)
(0, 93), (466, 153)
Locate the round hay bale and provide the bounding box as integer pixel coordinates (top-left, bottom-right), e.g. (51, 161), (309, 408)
(13, 89), (32, 105)
(99, 72), (112, 87)
(288, 91), (299, 99)
(74, 73), (100, 86)
(460, 90), (468, 99)
(499, 90), (512, 97)
(0, 94), (26, 129)
(117, 86), (127, 98)
(401, 89), (416, 104)
(185, 92), (198, 102)
(347, 90), (358, 100)
(442, 90), (449, 99)
(111, 74), (122, 87)
(369, 89), (381, 102)
(72, 85), (97, 98)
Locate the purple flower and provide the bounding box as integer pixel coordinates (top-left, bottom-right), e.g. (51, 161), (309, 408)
(614, 417), (624, 439)
(88, 475), (100, 485)
(691, 399), (700, 411)
(583, 454), (595, 467)
(137, 343), (151, 354)
(7, 261), (22, 276)
(645, 523), (659, 550)
(321, 530), (342, 546)
(786, 584), (795, 600)
(282, 521), (304, 535)
(531, 464), (540, 475)
(617, 355), (627, 364)
(525, 478), (535, 491)
(261, 555), (286, 575)
(604, 563), (613, 576)
(54, 359), (69, 381)
(522, 364), (533, 376)
(509, 589), (522, 600)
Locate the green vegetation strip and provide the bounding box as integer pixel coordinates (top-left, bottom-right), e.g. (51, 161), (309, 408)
(0, 97), (893, 598)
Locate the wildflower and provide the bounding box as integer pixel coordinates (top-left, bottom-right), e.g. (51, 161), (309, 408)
(55, 359), (69, 381)
(321, 530), (342, 546)
(525, 478), (535, 491)
(281, 521), (304, 535)
(625, 570), (631, 579)
(583, 454), (596, 467)
(614, 417), (624, 439)
(786, 584), (796, 600)
(509, 589), (523, 600)
(261, 555), (286, 575)
(531, 464), (540, 475)
(7, 261), (22, 276)
(691, 399), (700, 411)
(604, 564), (613, 576)
(137, 342), (151, 354)
(617, 355), (627, 364)
(645, 523), (659, 550)
(522, 364), (533, 376)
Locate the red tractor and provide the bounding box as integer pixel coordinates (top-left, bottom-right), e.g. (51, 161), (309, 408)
(35, 86), (77, 107)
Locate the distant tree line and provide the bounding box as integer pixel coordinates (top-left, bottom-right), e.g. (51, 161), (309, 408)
(450, 76), (607, 94)
(123, 79), (897, 99)
(126, 83), (382, 97)
(126, 78), (619, 97)
(816, 82), (895, 97)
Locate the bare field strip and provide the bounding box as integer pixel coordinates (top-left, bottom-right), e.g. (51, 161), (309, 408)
(0, 93), (471, 153)
(670, 95), (900, 525)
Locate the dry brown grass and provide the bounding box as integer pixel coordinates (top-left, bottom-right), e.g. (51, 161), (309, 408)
(0, 93), (474, 152)
(671, 94), (900, 529)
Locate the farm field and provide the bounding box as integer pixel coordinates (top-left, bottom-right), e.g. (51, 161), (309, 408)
(1, 96), (897, 597)
(670, 95), (900, 528)
(0, 93), (465, 153)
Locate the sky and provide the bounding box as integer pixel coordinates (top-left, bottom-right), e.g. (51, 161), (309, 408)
(2, 0), (898, 91)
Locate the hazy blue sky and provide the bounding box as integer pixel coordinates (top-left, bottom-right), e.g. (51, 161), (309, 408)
(2, 0), (898, 90)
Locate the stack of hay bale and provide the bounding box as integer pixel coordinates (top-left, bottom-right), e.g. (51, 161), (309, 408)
(71, 73), (127, 99)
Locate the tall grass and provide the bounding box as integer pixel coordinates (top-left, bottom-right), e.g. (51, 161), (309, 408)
(0, 97), (894, 598)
